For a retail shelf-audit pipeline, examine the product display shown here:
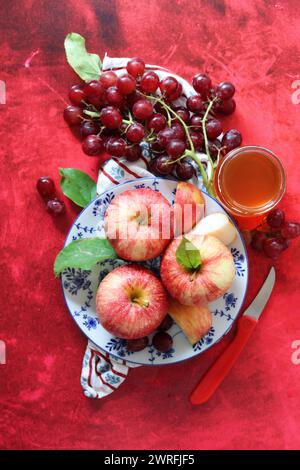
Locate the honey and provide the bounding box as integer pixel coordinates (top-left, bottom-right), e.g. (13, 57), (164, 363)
(214, 146), (286, 230)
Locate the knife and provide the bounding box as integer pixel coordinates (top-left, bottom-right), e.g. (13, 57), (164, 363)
(190, 267), (276, 405)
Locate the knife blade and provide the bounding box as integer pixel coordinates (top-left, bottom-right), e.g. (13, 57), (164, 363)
(190, 267), (276, 405)
(243, 267), (276, 320)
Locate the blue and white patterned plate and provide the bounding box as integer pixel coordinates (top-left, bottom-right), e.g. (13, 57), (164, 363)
(61, 177), (248, 365)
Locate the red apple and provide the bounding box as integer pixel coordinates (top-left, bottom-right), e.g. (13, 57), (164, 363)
(160, 234), (235, 305)
(173, 182), (205, 236)
(104, 188), (173, 261)
(96, 264), (169, 339)
(168, 297), (212, 344)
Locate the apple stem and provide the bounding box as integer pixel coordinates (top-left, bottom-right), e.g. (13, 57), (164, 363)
(132, 298), (149, 308)
(189, 269), (200, 282)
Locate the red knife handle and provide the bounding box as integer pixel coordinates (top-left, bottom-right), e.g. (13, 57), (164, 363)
(190, 315), (258, 405)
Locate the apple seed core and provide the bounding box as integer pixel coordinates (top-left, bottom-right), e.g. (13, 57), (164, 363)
(135, 211), (151, 226)
(127, 285), (150, 308)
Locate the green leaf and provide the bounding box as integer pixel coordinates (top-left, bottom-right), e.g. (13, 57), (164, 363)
(64, 33), (102, 82)
(60, 168), (97, 208)
(54, 238), (117, 276)
(176, 237), (201, 271)
(83, 109), (101, 118)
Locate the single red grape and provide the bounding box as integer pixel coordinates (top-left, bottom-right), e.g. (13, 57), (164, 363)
(222, 129), (242, 152)
(171, 122), (185, 141)
(36, 177), (55, 199)
(155, 155), (175, 175)
(186, 95), (204, 113)
(125, 145), (142, 162)
(140, 71), (160, 93)
(80, 120), (100, 138)
(160, 76), (179, 97)
(132, 99), (153, 120)
(158, 315), (173, 331)
(126, 57), (145, 78)
(82, 135), (104, 156)
(106, 137), (126, 157)
(152, 332), (173, 352)
(251, 231), (267, 251)
(126, 336), (149, 352)
(274, 236), (290, 251)
(166, 139), (186, 159)
(192, 73), (212, 98)
(263, 238), (284, 259)
(214, 98), (236, 116)
(281, 221), (300, 239)
(105, 86), (124, 107)
(175, 159), (195, 180)
(205, 118), (222, 140)
(189, 114), (202, 131)
(84, 80), (105, 101)
(167, 82), (182, 102)
(266, 209), (285, 228)
(117, 74), (136, 95)
(216, 82), (235, 100)
(100, 106), (123, 129)
(148, 113), (167, 132)
(157, 127), (176, 148)
(173, 106), (190, 123)
(126, 122), (145, 143)
(63, 105), (83, 125)
(100, 71), (118, 89)
(69, 85), (86, 106)
(46, 198), (65, 216)
(190, 131), (204, 150)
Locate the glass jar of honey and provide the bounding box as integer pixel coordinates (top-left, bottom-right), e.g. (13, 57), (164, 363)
(214, 145), (286, 230)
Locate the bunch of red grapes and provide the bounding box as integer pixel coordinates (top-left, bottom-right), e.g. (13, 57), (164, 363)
(63, 57), (242, 181)
(251, 208), (300, 259)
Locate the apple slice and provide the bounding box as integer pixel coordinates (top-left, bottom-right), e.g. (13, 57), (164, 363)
(173, 182), (205, 236)
(168, 297), (212, 345)
(192, 212), (237, 245)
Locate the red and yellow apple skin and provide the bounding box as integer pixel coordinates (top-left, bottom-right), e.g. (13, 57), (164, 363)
(161, 234), (235, 306)
(104, 188), (173, 261)
(96, 264), (169, 339)
(168, 297), (212, 345)
(173, 182), (205, 236)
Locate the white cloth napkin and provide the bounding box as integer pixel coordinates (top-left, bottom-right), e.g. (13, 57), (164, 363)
(81, 56), (209, 399)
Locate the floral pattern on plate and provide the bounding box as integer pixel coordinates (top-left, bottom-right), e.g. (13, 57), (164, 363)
(61, 177), (248, 365)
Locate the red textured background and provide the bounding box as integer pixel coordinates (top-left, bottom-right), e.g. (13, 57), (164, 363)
(1, 0), (300, 450)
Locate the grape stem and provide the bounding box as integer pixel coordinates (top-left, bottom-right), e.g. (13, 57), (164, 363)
(215, 145), (226, 168)
(97, 126), (106, 137)
(146, 95), (216, 196)
(83, 109), (100, 118)
(202, 97), (218, 175)
(164, 106), (172, 127)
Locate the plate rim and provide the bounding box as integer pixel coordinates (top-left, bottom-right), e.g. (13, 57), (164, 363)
(60, 176), (249, 366)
